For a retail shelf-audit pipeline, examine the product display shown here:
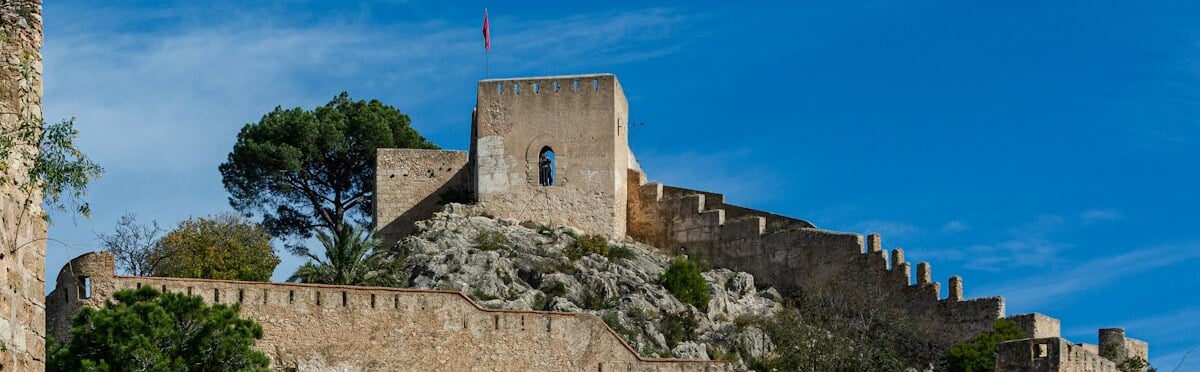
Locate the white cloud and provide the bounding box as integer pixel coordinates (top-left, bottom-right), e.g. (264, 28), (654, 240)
(923, 214), (1104, 270)
(980, 243), (1200, 311)
(941, 220), (969, 233)
(636, 148), (783, 206)
(1079, 209), (1123, 224)
(847, 219), (923, 238)
(40, 4), (695, 282)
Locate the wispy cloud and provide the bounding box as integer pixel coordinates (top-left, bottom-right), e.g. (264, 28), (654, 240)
(941, 220), (969, 233)
(847, 219), (923, 239)
(637, 148), (782, 206)
(928, 214), (1069, 270)
(1066, 307), (1200, 345)
(979, 243), (1200, 310)
(41, 4), (695, 281)
(1065, 307), (1200, 369)
(1079, 209), (1123, 224)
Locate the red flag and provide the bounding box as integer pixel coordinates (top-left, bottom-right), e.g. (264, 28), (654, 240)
(482, 9), (491, 52)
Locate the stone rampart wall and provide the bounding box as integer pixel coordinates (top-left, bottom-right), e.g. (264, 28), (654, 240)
(1009, 313), (1062, 339)
(997, 337), (1119, 372)
(627, 173), (1003, 347)
(374, 149), (469, 244)
(0, 1), (45, 369)
(47, 252), (729, 371)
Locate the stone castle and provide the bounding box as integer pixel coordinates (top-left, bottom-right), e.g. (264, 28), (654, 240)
(0, 1), (1147, 369)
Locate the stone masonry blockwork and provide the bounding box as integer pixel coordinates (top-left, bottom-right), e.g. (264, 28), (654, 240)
(366, 73), (1148, 370)
(374, 149), (469, 243)
(0, 1), (46, 370)
(48, 252), (729, 371)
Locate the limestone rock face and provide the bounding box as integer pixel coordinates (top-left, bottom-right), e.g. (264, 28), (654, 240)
(394, 204), (783, 366)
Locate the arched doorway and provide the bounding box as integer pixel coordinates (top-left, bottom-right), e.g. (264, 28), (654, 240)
(538, 146), (555, 186)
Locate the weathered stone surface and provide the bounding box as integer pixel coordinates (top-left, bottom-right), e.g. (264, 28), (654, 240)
(0, 0), (46, 369)
(374, 149), (469, 243)
(398, 205), (783, 366)
(47, 251), (730, 371)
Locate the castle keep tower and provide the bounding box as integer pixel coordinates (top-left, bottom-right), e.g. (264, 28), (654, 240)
(472, 74), (633, 237)
(373, 74), (637, 242)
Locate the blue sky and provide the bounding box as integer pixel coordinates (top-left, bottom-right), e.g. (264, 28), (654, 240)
(40, 1), (1199, 367)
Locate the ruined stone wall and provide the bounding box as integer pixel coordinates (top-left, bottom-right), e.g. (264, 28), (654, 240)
(0, 1), (45, 369)
(47, 252), (728, 371)
(472, 74), (629, 238)
(1010, 313), (1062, 339)
(374, 149), (469, 244)
(1098, 328), (1149, 366)
(996, 337), (1120, 372)
(626, 176), (1003, 347)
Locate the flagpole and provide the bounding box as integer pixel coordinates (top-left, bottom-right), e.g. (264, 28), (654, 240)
(483, 8), (490, 79)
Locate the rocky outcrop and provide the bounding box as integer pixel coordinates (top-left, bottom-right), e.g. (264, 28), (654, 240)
(394, 204), (783, 365)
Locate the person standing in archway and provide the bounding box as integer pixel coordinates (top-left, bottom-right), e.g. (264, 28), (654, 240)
(539, 152), (551, 186)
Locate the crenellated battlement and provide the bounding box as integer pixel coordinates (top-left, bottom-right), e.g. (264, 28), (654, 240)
(626, 169), (1004, 346)
(361, 72), (1149, 368)
(480, 73), (616, 97)
(46, 252), (728, 371)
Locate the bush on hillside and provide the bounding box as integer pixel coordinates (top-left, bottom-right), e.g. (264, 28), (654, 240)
(659, 258), (711, 312)
(564, 234), (609, 260)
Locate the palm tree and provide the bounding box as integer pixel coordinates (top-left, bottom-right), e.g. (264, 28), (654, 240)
(288, 225), (398, 286)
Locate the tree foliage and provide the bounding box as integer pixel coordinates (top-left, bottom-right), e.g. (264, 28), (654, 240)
(47, 286), (269, 371)
(219, 92), (436, 248)
(288, 224), (398, 286)
(1, 117), (102, 252)
(96, 213), (165, 276)
(941, 319), (1028, 372)
(659, 258), (711, 312)
(154, 213), (280, 281)
(746, 305), (915, 371)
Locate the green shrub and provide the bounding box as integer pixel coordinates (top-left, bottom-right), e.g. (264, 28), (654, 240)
(660, 312), (698, 348)
(941, 319), (1027, 372)
(47, 286), (269, 371)
(746, 304), (915, 371)
(474, 231), (510, 251)
(606, 245), (636, 260)
(580, 291), (618, 310)
(564, 234), (609, 260)
(659, 258), (711, 312)
(470, 288), (499, 301)
(531, 294), (549, 311)
(544, 281), (568, 298)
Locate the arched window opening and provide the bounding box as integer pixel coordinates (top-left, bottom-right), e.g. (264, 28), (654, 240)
(538, 146), (556, 186)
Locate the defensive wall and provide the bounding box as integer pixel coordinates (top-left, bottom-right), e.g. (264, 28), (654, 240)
(47, 252), (729, 371)
(996, 328), (1149, 372)
(372, 73), (1148, 361)
(625, 169), (1003, 347)
(0, 1), (46, 369)
(374, 149), (470, 243)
